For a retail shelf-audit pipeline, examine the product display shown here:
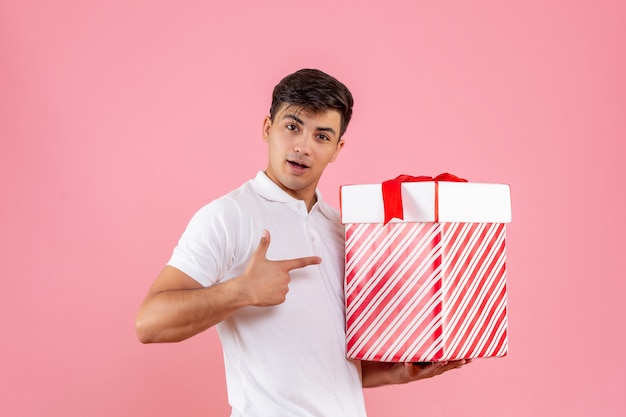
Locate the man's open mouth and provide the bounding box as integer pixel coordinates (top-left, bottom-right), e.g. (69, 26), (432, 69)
(288, 160), (309, 169)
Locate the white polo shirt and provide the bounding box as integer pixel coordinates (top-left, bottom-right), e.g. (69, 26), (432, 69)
(168, 171), (367, 417)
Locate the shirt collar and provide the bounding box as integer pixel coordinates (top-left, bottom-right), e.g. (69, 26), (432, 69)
(251, 171), (335, 220)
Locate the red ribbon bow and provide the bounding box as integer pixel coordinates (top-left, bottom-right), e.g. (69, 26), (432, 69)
(381, 173), (468, 225)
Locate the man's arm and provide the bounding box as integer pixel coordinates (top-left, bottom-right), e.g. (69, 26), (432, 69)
(360, 359), (471, 388)
(135, 266), (249, 343)
(134, 230), (321, 343)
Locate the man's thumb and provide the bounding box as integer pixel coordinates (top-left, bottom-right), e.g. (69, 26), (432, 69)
(254, 229), (270, 259)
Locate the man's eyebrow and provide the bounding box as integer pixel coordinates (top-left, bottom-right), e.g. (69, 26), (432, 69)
(281, 113), (337, 136)
(281, 113), (305, 125)
(316, 126), (337, 135)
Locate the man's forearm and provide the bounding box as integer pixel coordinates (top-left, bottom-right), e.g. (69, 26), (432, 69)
(135, 278), (250, 343)
(361, 361), (395, 388)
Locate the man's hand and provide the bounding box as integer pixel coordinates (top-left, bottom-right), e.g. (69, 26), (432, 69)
(394, 359), (472, 383)
(361, 359), (472, 388)
(238, 230), (321, 306)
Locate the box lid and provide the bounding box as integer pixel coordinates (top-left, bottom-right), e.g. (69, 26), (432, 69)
(340, 181), (512, 224)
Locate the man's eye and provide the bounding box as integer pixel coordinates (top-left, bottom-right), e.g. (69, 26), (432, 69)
(286, 124), (298, 131)
(317, 134), (330, 141)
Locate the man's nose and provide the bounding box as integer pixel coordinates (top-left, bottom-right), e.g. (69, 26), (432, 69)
(293, 134), (312, 155)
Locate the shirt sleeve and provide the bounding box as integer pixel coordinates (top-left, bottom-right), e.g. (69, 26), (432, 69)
(166, 196), (241, 287)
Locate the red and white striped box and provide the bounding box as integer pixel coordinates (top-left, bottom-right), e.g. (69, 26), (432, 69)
(341, 175), (512, 362)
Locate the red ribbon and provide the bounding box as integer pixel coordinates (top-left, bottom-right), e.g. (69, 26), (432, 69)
(381, 173), (468, 225)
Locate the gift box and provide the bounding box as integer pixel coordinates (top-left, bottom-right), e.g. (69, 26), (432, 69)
(341, 174), (512, 362)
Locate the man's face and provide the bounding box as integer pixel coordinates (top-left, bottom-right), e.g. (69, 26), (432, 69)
(263, 104), (344, 207)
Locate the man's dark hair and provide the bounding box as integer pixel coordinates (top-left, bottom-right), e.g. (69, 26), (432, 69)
(269, 69), (354, 138)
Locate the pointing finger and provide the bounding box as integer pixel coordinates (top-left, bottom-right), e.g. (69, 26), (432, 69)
(280, 256), (322, 271)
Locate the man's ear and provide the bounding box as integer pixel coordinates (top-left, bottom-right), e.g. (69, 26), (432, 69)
(330, 139), (345, 163)
(262, 116), (272, 142)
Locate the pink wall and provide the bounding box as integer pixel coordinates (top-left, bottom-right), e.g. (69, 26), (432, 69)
(2, 1), (625, 416)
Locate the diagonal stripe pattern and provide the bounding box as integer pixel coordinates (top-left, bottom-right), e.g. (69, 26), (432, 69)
(345, 221), (508, 362)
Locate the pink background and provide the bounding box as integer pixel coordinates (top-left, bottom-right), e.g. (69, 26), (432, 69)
(2, 1), (625, 416)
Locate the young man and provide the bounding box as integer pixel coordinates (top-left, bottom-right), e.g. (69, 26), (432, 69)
(135, 69), (470, 416)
